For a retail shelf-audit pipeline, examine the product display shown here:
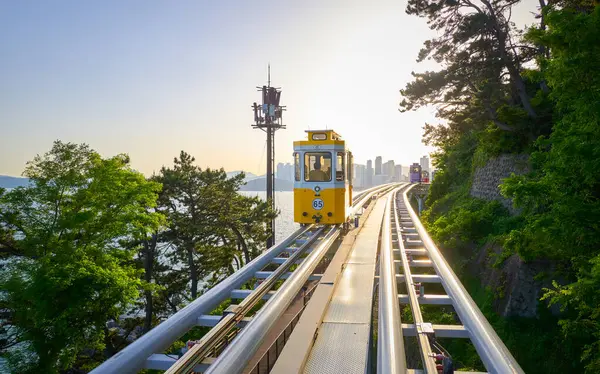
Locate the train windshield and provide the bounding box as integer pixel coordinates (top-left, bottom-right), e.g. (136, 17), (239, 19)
(304, 152), (332, 182)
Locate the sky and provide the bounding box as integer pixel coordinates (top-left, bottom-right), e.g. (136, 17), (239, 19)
(0, 0), (539, 177)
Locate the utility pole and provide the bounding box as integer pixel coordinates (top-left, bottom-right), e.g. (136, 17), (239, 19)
(252, 65), (286, 248)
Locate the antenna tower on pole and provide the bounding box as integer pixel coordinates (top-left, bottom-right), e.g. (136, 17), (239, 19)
(251, 65), (286, 248)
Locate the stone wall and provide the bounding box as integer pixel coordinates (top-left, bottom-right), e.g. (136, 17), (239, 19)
(470, 154), (529, 214)
(468, 154), (555, 318)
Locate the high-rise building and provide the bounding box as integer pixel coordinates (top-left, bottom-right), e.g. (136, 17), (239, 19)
(395, 164), (403, 182)
(420, 155), (430, 173)
(366, 160), (373, 187)
(375, 156), (382, 175)
(384, 160), (395, 180)
(353, 164), (366, 188)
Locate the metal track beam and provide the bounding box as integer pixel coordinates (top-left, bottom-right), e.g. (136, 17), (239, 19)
(90, 226), (312, 374)
(403, 185), (524, 374)
(377, 190), (407, 374)
(204, 226), (341, 374)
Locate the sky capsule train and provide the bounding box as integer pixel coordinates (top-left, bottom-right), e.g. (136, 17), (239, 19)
(410, 163), (422, 183)
(293, 130), (353, 224)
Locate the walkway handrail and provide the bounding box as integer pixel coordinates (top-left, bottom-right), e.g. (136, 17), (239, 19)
(90, 225), (313, 374)
(403, 185), (524, 374)
(205, 225), (341, 374)
(377, 189), (407, 374)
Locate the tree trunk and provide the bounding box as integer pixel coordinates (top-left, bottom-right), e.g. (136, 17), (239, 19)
(188, 245), (198, 299)
(483, 100), (515, 132)
(143, 233), (157, 333)
(482, 0), (538, 118)
(231, 225), (250, 264)
(165, 295), (179, 314)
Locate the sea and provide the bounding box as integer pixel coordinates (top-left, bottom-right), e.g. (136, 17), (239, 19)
(240, 191), (298, 244)
(2, 188), (298, 245)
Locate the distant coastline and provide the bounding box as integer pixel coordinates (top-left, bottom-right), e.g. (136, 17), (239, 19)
(0, 174), (372, 193)
(239, 177), (293, 191)
(0, 175), (29, 189)
(0, 173), (296, 192)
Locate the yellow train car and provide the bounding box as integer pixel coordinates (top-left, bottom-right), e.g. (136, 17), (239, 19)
(293, 130), (353, 224)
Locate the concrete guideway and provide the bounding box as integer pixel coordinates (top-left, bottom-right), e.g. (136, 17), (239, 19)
(272, 190), (393, 373)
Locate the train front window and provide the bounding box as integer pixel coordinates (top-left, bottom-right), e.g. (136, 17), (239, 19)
(294, 152), (300, 181)
(336, 152), (345, 181)
(304, 152), (332, 182)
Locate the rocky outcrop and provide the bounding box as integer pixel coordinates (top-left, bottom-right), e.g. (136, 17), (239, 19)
(470, 154), (529, 214)
(470, 244), (556, 318)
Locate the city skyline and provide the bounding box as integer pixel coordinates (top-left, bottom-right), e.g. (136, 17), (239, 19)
(273, 152), (430, 180)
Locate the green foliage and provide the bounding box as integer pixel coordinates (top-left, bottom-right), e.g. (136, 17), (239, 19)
(0, 141), (162, 373)
(402, 0), (551, 145)
(152, 151), (277, 303)
(425, 196), (510, 249)
(463, 276), (584, 373)
(404, 0), (600, 371)
(0, 143), (278, 372)
(500, 7), (600, 370)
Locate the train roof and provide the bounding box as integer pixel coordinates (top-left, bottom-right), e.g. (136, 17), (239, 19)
(294, 129), (346, 147)
(304, 129), (342, 140)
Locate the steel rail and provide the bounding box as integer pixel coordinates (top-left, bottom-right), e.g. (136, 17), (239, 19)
(350, 183), (397, 216)
(165, 226), (326, 373)
(392, 190), (437, 373)
(204, 225), (341, 374)
(90, 225), (313, 374)
(377, 189), (407, 374)
(352, 183), (392, 201)
(93, 184), (391, 373)
(403, 185), (524, 374)
(193, 185), (388, 373)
